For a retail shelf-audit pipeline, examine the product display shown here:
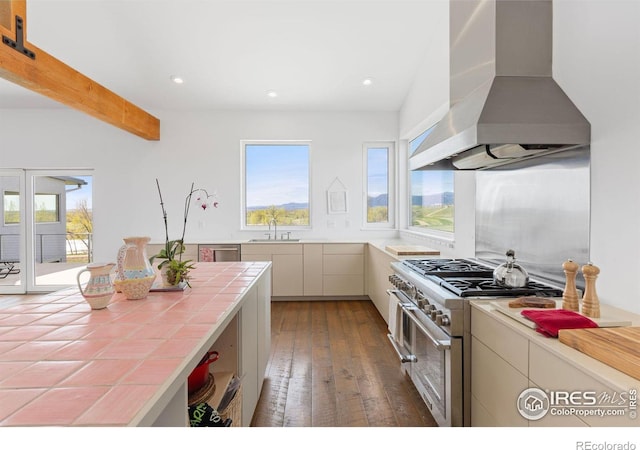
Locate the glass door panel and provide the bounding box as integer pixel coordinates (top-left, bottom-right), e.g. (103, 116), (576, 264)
(0, 171), (26, 293)
(29, 173), (93, 291)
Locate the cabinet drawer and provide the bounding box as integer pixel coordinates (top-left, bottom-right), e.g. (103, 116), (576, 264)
(471, 308), (528, 375)
(471, 336), (529, 426)
(323, 243), (364, 254)
(529, 343), (633, 427)
(471, 394), (498, 427)
(528, 379), (588, 427)
(241, 254), (271, 262)
(323, 274), (364, 296)
(322, 254), (364, 275)
(241, 244), (302, 255)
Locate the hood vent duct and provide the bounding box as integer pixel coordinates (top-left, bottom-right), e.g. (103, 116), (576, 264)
(410, 0), (590, 171)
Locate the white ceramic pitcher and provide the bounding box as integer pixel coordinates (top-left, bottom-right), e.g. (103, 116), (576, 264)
(76, 262), (116, 310)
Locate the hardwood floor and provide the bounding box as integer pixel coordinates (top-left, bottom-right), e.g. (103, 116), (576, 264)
(250, 300), (438, 427)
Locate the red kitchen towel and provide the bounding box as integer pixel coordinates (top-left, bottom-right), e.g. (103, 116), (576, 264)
(521, 309), (598, 338)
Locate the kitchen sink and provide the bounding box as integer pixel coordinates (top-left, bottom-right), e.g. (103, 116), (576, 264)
(247, 239), (300, 242)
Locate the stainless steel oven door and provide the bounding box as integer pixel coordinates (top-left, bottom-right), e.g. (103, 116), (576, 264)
(404, 305), (462, 427)
(386, 289), (416, 365)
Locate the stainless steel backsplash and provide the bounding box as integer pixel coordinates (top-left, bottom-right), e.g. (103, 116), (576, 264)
(475, 148), (590, 290)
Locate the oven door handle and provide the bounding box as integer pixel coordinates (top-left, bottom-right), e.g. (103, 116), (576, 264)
(386, 334), (417, 363)
(386, 289), (413, 307)
(387, 289), (451, 351)
(401, 304), (451, 351)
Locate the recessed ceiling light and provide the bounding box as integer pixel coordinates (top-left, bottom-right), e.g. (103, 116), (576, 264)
(267, 90), (278, 98)
(170, 76), (184, 84)
(362, 78), (373, 86)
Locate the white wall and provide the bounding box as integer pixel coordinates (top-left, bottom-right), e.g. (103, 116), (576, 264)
(397, 0), (475, 259)
(0, 109), (399, 262)
(554, 0), (640, 313)
(397, 0), (449, 140)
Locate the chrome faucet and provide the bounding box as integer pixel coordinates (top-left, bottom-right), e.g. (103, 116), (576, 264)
(268, 217), (277, 240)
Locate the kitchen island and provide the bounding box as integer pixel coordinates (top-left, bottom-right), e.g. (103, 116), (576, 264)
(0, 261), (272, 426)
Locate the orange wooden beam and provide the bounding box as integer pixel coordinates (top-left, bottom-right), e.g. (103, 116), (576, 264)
(0, 0), (160, 140)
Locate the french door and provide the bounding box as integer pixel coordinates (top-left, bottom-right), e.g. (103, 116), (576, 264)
(0, 169), (93, 293)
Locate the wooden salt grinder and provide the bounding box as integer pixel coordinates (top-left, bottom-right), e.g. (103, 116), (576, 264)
(562, 259), (580, 312)
(581, 262), (601, 318)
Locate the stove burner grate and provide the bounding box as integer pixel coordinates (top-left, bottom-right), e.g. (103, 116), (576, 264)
(402, 258), (494, 277)
(438, 277), (563, 298)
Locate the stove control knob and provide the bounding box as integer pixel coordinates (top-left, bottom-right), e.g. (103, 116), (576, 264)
(430, 310), (442, 321)
(405, 282), (417, 299)
(436, 315), (451, 326)
(424, 304), (436, 313)
(389, 275), (404, 289)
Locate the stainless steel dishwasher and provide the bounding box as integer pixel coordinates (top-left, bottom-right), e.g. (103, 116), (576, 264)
(197, 244), (241, 262)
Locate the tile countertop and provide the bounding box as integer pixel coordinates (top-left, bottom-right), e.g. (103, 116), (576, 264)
(0, 261), (271, 427)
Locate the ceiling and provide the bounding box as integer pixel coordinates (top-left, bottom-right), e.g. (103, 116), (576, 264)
(0, 0), (447, 113)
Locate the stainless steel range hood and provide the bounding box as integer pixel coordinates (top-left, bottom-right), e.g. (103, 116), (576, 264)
(410, 0), (590, 171)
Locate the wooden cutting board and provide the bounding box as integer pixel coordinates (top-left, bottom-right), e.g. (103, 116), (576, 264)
(491, 301), (632, 329)
(559, 327), (640, 380)
(385, 245), (440, 256)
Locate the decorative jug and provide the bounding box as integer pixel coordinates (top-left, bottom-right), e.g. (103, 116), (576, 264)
(114, 236), (156, 300)
(76, 262), (116, 310)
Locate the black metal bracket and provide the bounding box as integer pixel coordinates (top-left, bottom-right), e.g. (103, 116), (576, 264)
(2, 15), (36, 59)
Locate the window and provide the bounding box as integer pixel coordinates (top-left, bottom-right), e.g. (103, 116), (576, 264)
(242, 142), (310, 228)
(3, 192), (19, 224)
(4, 192), (61, 224)
(34, 194), (60, 223)
(409, 130), (454, 233)
(409, 126), (434, 156)
(363, 142), (395, 227)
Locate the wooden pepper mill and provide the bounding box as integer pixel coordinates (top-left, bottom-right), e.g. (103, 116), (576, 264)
(581, 262), (600, 318)
(562, 259), (580, 312)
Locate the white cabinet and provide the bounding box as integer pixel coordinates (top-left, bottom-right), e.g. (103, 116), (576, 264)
(471, 304), (635, 427)
(364, 244), (397, 321)
(471, 308), (529, 427)
(528, 343), (633, 427)
(471, 336), (529, 426)
(303, 244), (323, 296)
(322, 243), (364, 296)
(242, 242), (365, 298)
(242, 244), (303, 297)
(240, 287), (259, 426)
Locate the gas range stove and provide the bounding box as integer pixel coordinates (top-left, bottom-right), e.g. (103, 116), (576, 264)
(387, 257), (564, 427)
(389, 257), (563, 337)
(388, 259), (562, 426)
(398, 257), (562, 297)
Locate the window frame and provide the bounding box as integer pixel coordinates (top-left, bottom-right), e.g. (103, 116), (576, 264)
(34, 193), (61, 224)
(362, 141), (395, 230)
(240, 140), (312, 231)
